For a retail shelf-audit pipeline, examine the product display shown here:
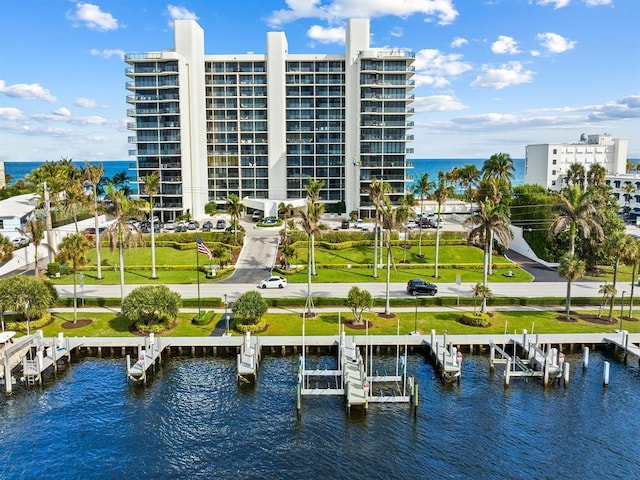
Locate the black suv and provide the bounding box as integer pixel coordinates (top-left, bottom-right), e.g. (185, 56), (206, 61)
(406, 278), (438, 296)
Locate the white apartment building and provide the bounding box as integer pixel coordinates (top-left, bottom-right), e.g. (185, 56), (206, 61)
(125, 19), (415, 222)
(525, 133), (628, 190)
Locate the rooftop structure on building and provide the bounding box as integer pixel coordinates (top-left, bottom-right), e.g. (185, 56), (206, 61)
(125, 19), (415, 222)
(525, 133), (628, 190)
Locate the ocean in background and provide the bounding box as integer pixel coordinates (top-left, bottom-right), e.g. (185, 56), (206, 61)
(409, 158), (525, 189)
(4, 160), (138, 194)
(6, 159), (525, 195)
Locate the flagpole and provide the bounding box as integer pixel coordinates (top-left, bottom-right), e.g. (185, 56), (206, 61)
(196, 237), (201, 316)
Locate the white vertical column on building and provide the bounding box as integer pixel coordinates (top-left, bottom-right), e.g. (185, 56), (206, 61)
(266, 32), (288, 200)
(174, 20), (207, 219)
(612, 138), (629, 175)
(344, 19), (370, 215)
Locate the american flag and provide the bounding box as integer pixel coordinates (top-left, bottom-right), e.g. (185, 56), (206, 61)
(196, 235), (212, 259)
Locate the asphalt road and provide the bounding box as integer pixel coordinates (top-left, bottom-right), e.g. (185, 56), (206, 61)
(55, 280), (625, 301)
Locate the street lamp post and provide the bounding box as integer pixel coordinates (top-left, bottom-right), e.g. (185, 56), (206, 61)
(80, 272), (85, 307)
(414, 294), (418, 334)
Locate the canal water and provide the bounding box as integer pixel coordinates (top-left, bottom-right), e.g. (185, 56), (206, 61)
(1, 351), (638, 479)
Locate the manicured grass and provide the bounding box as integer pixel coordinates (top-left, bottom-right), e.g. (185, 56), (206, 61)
(43, 311), (219, 337)
(37, 308), (640, 338)
(49, 268), (227, 285)
(283, 265), (531, 284)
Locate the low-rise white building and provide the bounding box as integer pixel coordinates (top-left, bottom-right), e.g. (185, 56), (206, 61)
(525, 133), (628, 190)
(0, 193), (38, 241)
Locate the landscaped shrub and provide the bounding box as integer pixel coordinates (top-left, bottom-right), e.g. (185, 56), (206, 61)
(192, 310), (215, 325)
(457, 312), (491, 327)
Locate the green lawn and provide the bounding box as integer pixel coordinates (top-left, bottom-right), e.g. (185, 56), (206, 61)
(36, 308), (639, 338)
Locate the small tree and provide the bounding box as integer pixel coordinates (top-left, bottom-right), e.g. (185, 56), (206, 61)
(205, 201), (218, 216)
(122, 285), (181, 328)
(472, 282), (493, 314)
(598, 283), (617, 319)
(0, 276), (56, 328)
(232, 291), (268, 331)
(345, 286), (373, 326)
(57, 232), (91, 324)
(0, 235), (14, 262)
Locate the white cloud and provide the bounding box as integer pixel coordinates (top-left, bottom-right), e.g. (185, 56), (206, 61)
(492, 35), (520, 55)
(536, 0), (570, 8)
(0, 107), (25, 122)
(414, 95), (468, 112)
(68, 2), (118, 31)
(450, 37), (468, 48)
(32, 113), (108, 126)
(414, 49), (473, 77)
(52, 108), (71, 117)
(470, 61), (534, 89)
(584, 0), (612, 5)
(0, 80), (57, 102)
(167, 5), (199, 21)
(266, 0), (459, 27)
(89, 48), (126, 60)
(74, 97), (103, 108)
(389, 26), (403, 38)
(536, 32), (576, 54)
(307, 25), (346, 44)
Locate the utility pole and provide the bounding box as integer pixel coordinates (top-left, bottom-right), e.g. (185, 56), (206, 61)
(43, 181), (54, 263)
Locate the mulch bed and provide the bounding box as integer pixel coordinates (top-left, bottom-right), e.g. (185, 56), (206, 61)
(348, 319), (372, 330)
(61, 319), (93, 329)
(555, 311), (640, 324)
(377, 312), (397, 319)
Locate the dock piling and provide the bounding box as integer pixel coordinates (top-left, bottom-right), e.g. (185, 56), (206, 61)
(603, 361), (610, 386)
(583, 347), (589, 369)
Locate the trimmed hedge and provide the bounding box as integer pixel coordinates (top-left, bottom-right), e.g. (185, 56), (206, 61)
(457, 312), (491, 327)
(192, 310), (215, 325)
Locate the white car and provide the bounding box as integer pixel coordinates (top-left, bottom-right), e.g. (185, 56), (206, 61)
(11, 237), (29, 248)
(258, 276), (288, 289)
(165, 220), (176, 230)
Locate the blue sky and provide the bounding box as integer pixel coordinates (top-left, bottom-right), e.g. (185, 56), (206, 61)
(0, 0), (638, 162)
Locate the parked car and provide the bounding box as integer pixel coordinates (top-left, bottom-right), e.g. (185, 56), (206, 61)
(175, 224), (187, 233)
(258, 276), (288, 289)
(165, 220), (176, 230)
(252, 211), (262, 222)
(216, 219), (226, 229)
(11, 236), (29, 248)
(187, 220), (199, 230)
(406, 278), (438, 296)
(202, 221), (213, 232)
(405, 220), (417, 230)
(341, 220), (350, 229)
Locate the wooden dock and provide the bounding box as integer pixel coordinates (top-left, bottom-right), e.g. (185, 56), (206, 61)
(604, 330), (640, 365)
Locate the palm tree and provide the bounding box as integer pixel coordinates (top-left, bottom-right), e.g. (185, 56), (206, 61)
(431, 172), (455, 278)
(482, 153), (515, 185)
(83, 162), (104, 279)
(627, 238), (640, 319)
(18, 219), (48, 277)
(0, 235), (14, 262)
(598, 283), (617, 319)
(103, 184), (146, 304)
(57, 233), (91, 323)
(472, 282), (492, 314)
(278, 202), (295, 243)
(142, 171), (161, 279)
(413, 173), (434, 258)
(605, 232), (636, 321)
(463, 199), (513, 312)
(458, 164), (481, 209)
(305, 178), (325, 276)
(558, 253), (586, 318)
(300, 197), (324, 315)
(623, 182), (636, 210)
(565, 163), (586, 190)
(225, 194), (244, 243)
(401, 193), (417, 262)
(587, 162), (607, 190)
(370, 178), (390, 277)
(379, 199), (407, 315)
(549, 185), (603, 256)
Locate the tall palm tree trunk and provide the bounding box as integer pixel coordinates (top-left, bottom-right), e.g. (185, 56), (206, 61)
(118, 228), (126, 305)
(565, 280), (572, 317)
(434, 214), (441, 278)
(150, 205), (157, 279)
(373, 224), (378, 278)
(629, 263), (637, 318)
(385, 231), (392, 315)
(95, 191), (102, 279)
(311, 233), (316, 276)
(608, 259), (619, 321)
(72, 270), (78, 323)
(305, 235), (314, 315)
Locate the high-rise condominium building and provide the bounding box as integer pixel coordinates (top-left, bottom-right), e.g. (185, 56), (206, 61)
(125, 19), (415, 222)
